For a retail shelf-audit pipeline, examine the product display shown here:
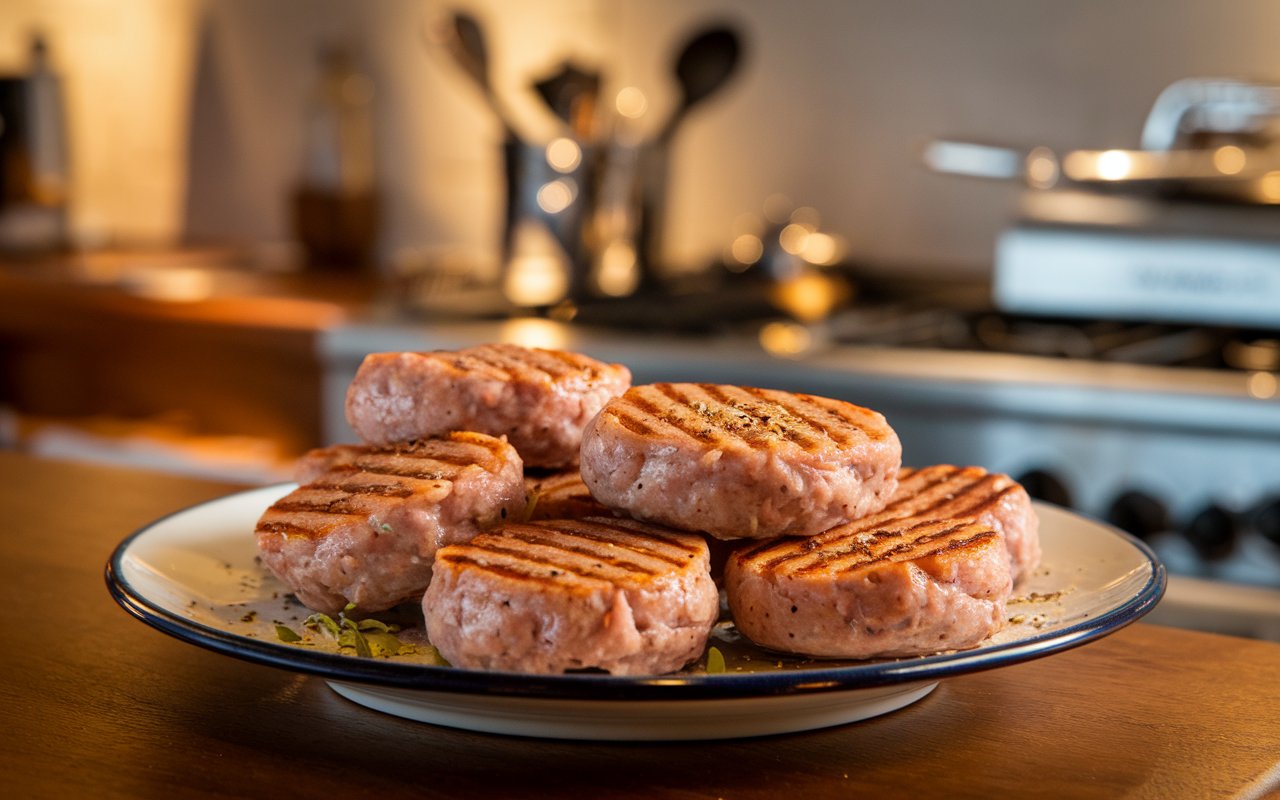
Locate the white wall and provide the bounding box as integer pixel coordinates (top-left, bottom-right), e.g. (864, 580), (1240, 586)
(0, 0), (201, 245)
(6, 0), (1280, 278)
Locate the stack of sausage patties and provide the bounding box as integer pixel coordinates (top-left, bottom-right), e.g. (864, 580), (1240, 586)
(579, 383), (1039, 661)
(254, 344), (1039, 676)
(255, 343), (721, 676)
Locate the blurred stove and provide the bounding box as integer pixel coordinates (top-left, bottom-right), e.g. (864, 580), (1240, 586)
(905, 77), (1280, 636)
(803, 297), (1280, 639)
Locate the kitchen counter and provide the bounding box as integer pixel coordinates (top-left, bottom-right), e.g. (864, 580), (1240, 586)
(3, 449), (1278, 799)
(0, 254), (372, 461)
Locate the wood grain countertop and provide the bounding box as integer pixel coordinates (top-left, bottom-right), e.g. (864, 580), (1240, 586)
(2, 450), (1277, 800)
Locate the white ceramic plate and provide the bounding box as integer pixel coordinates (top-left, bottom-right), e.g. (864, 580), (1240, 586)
(107, 485), (1164, 740)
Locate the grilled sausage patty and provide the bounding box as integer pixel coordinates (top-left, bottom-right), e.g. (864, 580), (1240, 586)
(725, 516), (1012, 659)
(524, 469), (615, 521)
(345, 344), (631, 468)
(579, 383), (901, 540)
(424, 517), (718, 675)
(864, 464), (1041, 583)
(255, 432), (525, 614)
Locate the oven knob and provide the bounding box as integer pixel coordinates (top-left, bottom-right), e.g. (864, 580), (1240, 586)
(1253, 497), (1280, 549)
(1015, 469), (1073, 508)
(1106, 490), (1170, 540)
(1182, 504), (1237, 561)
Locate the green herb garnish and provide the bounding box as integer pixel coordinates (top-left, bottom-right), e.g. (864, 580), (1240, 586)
(520, 490), (541, 523)
(302, 604), (415, 658)
(706, 645), (726, 674)
(274, 623), (303, 643)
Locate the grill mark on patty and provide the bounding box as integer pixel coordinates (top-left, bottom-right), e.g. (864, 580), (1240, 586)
(876, 467), (1003, 518)
(256, 518), (358, 538)
(527, 519), (700, 566)
(254, 514), (363, 540)
(604, 383), (888, 455)
(876, 465), (964, 513)
(433, 551), (586, 588)
(521, 346), (598, 378)
(679, 383), (885, 453)
(313, 434), (509, 478)
(436, 521), (691, 586)
(438, 517), (706, 588)
(459, 344), (586, 383)
(780, 521), (998, 576)
(700, 384), (819, 449)
(302, 481), (416, 499)
(324, 461), (454, 482)
(433, 431), (514, 465)
(610, 387), (712, 442)
(652, 383), (726, 443)
(739, 514), (995, 573)
(947, 483), (1019, 520)
(766, 389), (872, 448)
(257, 482), (417, 538)
(261, 433), (516, 541)
(882, 469), (1020, 526)
(268, 474), (432, 514)
(464, 538), (663, 582)
(767, 467), (1014, 556)
(270, 493), (392, 515)
(632, 383), (814, 450)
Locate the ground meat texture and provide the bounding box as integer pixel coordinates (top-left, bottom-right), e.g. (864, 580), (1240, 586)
(344, 344), (631, 468)
(254, 432), (525, 614)
(725, 518), (1013, 659)
(424, 517), (718, 676)
(579, 383), (901, 540)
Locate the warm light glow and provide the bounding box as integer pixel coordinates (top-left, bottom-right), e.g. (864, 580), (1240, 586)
(597, 240), (639, 297)
(800, 232), (842, 266)
(1213, 145), (1246, 175)
(1026, 146), (1059, 188)
(615, 87), (648, 119)
(536, 179), (575, 214)
(506, 193), (568, 305)
(1095, 150), (1133, 181)
(498, 317), (570, 350)
(730, 233), (764, 265)
(1260, 171), (1280, 204)
(770, 271), (843, 322)
(778, 223), (810, 255)
(1248, 371), (1278, 399)
(8, 0), (203, 245)
(546, 137), (582, 173)
(790, 206), (821, 228)
(1064, 149), (1144, 182)
(503, 254), (568, 307)
(759, 321), (813, 356)
(124, 267), (215, 302)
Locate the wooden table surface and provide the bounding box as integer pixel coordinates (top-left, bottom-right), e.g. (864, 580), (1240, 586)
(3, 450), (1277, 800)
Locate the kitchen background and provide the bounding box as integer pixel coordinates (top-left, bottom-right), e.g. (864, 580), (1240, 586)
(2, 1), (1279, 639)
(4, 0), (1279, 275)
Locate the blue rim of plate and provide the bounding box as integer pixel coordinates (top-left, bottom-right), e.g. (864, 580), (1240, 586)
(106, 486), (1166, 702)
